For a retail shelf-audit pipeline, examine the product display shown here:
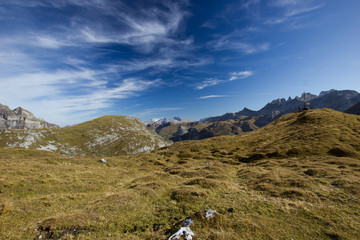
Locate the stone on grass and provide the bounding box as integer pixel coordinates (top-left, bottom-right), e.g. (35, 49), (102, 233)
(168, 227), (194, 240)
(205, 209), (218, 219)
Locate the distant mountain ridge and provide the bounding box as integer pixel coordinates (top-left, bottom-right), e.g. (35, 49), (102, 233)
(0, 103), (58, 129)
(206, 89), (359, 123)
(149, 89), (360, 141)
(147, 116), (187, 124)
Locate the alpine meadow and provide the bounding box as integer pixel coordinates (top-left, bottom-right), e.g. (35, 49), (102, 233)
(1, 1), (360, 240)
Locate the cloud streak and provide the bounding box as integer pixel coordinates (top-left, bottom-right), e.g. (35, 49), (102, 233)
(209, 30), (270, 54)
(195, 71), (253, 90)
(198, 95), (229, 99)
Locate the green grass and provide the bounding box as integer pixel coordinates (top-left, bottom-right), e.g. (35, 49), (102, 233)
(1, 109), (360, 239)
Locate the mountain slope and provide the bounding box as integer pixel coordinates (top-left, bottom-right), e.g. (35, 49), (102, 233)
(0, 103), (58, 129)
(345, 101), (360, 115)
(0, 115), (169, 156)
(1, 109), (360, 239)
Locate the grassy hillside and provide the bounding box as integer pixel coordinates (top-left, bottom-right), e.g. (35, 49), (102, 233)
(1, 109), (360, 239)
(0, 115), (169, 156)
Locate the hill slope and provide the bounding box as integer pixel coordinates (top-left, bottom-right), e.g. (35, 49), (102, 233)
(181, 108), (360, 160)
(0, 115), (169, 156)
(1, 109), (360, 239)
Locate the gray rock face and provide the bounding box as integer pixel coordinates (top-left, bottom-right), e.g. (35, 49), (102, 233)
(0, 103), (58, 129)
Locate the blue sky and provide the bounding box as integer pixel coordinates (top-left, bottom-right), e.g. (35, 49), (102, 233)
(0, 0), (359, 126)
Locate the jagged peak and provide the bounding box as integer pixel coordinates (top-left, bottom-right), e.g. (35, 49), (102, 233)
(294, 92), (317, 102)
(147, 116), (187, 125)
(319, 89), (337, 97)
(242, 107), (254, 111)
(270, 98), (286, 104)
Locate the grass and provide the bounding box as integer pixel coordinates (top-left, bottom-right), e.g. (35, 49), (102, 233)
(1, 109), (360, 239)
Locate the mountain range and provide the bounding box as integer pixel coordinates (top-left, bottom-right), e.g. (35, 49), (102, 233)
(148, 89), (360, 141)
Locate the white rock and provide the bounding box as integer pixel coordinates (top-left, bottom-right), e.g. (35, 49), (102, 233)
(168, 227), (194, 240)
(205, 209), (218, 219)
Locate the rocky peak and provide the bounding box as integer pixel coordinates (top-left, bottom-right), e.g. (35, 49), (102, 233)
(13, 107), (37, 120)
(295, 92), (318, 102)
(0, 103), (58, 129)
(0, 103), (11, 112)
(270, 98), (286, 105)
(319, 89), (336, 97)
(148, 116), (186, 125)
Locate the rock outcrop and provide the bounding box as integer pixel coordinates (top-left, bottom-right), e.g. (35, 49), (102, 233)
(0, 103), (58, 129)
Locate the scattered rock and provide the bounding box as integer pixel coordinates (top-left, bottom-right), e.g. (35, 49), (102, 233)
(168, 209), (219, 240)
(205, 209), (218, 219)
(99, 159), (107, 163)
(168, 226), (194, 240)
(182, 218), (193, 227)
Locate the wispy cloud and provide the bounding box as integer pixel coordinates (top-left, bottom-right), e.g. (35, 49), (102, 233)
(195, 78), (223, 90)
(264, 0), (326, 25)
(270, 0), (325, 16)
(198, 95), (229, 99)
(0, 67), (161, 126)
(0, 0), (205, 125)
(208, 29), (270, 54)
(195, 71), (253, 90)
(229, 71), (253, 81)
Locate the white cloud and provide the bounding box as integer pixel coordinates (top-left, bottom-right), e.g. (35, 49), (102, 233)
(265, 0), (325, 25)
(229, 71), (253, 81)
(198, 95), (229, 99)
(195, 70), (253, 90)
(34, 35), (68, 49)
(195, 78), (223, 90)
(0, 68), (162, 126)
(209, 31), (270, 54)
